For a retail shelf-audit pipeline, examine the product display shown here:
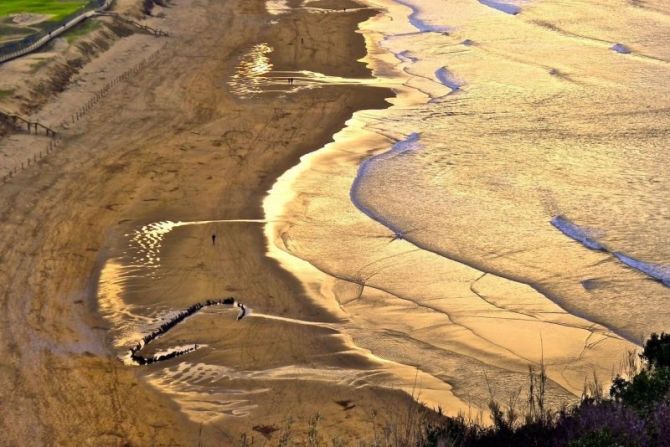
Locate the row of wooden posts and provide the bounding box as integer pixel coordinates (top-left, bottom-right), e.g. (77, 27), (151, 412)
(1, 44), (166, 185)
(1, 137), (63, 184)
(69, 45), (165, 126)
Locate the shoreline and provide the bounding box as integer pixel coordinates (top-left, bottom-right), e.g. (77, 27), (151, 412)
(262, 0), (640, 418)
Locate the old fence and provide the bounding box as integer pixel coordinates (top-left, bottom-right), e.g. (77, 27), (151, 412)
(1, 43), (166, 184)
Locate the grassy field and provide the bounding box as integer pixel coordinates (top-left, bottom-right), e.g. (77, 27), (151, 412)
(0, 1), (90, 22)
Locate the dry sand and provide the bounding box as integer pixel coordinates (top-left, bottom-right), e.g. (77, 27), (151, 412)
(0, 0), (418, 445)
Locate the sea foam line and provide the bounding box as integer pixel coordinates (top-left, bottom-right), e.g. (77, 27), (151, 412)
(551, 215), (605, 251)
(346, 134), (648, 347)
(613, 253), (670, 287)
(551, 215), (670, 287)
(350, 132), (421, 240)
(435, 67), (462, 91)
(394, 0), (451, 33)
(478, 0), (522, 15)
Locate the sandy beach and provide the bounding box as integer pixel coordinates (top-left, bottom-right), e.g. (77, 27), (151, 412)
(0, 0), (415, 444)
(4, 0), (664, 443)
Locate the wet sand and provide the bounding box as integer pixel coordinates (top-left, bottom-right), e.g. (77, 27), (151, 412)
(0, 0), (414, 444)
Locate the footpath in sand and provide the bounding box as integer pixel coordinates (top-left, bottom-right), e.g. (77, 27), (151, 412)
(0, 0), (416, 445)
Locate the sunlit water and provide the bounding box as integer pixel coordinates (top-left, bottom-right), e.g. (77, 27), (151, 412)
(228, 42), (390, 97)
(263, 0), (670, 412)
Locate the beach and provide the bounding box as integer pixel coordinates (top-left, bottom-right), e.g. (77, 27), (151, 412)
(0, 0), (413, 444)
(265, 0), (670, 426)
(3, 0), (670, 444)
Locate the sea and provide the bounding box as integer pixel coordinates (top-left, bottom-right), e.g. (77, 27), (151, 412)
(264, 0), (670, 412)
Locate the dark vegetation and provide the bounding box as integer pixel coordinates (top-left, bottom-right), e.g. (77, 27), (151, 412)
(129, 297), (242, 365)
(142, 0), (168, 15)
(423, 332), (670, 447)
(238, 333), (670, 446)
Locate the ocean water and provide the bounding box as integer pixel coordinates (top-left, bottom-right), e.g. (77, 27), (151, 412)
(264, 0), (670, 411)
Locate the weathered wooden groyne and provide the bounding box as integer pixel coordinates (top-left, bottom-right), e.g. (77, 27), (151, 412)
(128, 297), (248, 365)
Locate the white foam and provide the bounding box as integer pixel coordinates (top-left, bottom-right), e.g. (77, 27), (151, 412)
(613, 253), (670, 287)
(478, 0), (522, 15)
(551, 216), (605, 251)
(435, 67), (461, 91)
(263, 0), (655, 414)
(397, 50), (419, 63)
(395, 0), (452, 33)
(611, 43), (631, 54)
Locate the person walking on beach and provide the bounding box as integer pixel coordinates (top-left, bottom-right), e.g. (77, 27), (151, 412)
(211, 233), (216, 245)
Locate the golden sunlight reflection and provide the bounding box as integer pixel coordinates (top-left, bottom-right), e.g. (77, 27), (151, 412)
(228, 43), (275, 97)
(127, 219), (266, 274)
(227, 43), (392, 98)
(97, 258), (152, 353)
(147, 363), (266, 423)
(95, 0), (670, 423)
(100, 215), (469, 420)
(265, 0), (291, 16)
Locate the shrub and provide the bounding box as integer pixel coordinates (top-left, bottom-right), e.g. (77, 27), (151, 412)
(642, 333), (670, 369)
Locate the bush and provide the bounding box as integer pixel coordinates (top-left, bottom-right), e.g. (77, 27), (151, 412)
(422, 333), (670, 447)
(569, 429), (629, 447)
(642, 333), (670, 369)
(610, 369), (670, 413)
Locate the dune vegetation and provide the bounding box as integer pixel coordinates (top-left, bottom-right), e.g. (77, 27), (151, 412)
(246, 334), (670, 446)
(420, 333), (670, 447)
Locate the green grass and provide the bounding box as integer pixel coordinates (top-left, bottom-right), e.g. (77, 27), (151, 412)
(0, 1), (90, 22)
